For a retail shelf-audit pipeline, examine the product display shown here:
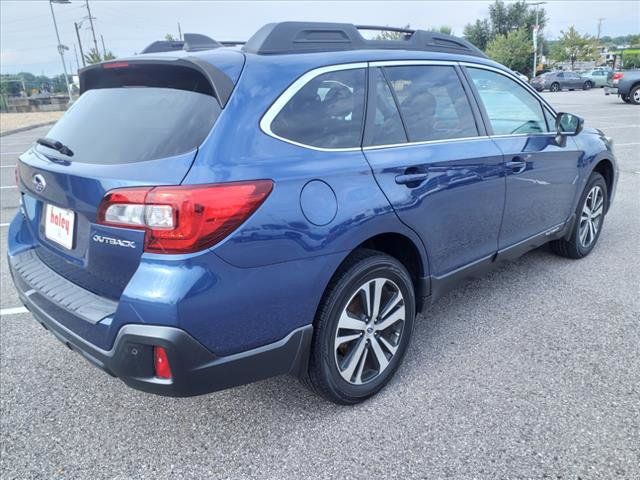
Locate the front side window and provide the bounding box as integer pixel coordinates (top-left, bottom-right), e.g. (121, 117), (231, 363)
(383, 65), (479, 142)
(467, 68), (547, 135)
(270, 68), (366, 149)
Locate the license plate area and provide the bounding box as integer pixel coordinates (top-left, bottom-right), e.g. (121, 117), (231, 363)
(44, 204), (76, 250)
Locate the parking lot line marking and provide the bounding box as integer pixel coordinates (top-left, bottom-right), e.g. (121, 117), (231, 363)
(0, 165), (16, 168)
(0, 307), (28, 316)
(0, 152), (23, 155)
(0, 223), (9, 227)
(0, 186), (17, 190)
(596, 124), (640, 129)
(615, 142), (640, 146)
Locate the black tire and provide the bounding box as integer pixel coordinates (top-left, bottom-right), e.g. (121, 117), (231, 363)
(622, 95), (633, 104)
(550, 82), (560, 92)
(583, 81), (592, 90)
(306, 249), (416, 404)
(550, 172), (608, 259)
(629, 84), (640, 105)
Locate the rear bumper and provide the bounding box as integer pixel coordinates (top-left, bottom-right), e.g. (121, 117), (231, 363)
(8, 249), (313, 397)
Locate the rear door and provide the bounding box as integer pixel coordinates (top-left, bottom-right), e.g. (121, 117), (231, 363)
(363, 62), (505, 277)
(463, 66), (581, 250)
(16, 60), (234, 299)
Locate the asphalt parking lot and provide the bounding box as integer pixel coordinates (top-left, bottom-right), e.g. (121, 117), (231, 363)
(1, 89), (639, 479)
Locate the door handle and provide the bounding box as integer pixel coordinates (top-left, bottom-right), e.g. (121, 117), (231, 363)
(395, 172), (429, 186)
(505, 157), (527, 174)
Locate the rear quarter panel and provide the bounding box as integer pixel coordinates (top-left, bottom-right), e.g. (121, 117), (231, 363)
(182, 54), (429, 272)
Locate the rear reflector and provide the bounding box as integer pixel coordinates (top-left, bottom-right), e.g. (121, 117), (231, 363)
(97, 180), (273, 254)
(102, 61), (130, 69)
(153, 346), (172, 379)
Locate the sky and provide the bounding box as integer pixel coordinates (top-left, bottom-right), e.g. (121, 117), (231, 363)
(1, 0), (638, 76)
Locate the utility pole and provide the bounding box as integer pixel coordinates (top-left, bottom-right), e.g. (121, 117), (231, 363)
(74, 22), (86, 67)
(48, 0), (73, 100)
(100, 34), (107, 58)
(85, 0), (100, 57)
(527, 1), (546, 77)
(73, 43), (80, 72)
(178, 22), (182, 41)
(597, 18), (605, 40)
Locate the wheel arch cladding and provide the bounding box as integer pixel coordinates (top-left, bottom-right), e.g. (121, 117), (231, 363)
(354, 233), (425, 299)
(312, 233), (424, 328)
(592, 159), (614, 210)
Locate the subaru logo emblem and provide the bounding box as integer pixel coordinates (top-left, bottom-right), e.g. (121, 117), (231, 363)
(32, 173), (46, 193)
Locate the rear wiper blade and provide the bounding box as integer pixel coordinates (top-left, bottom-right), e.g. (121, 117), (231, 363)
(36, 137), (74, 157)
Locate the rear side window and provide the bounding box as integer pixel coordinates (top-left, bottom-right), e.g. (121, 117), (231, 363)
(383, 65), (478, 142)
(366, 68), (407, 146)
(467, 68), (547, 135)
(270, 68), (366, 149)
(40, 87), (220, 164)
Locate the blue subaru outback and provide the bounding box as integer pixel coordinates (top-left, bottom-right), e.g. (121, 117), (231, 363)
(8, 23), (617, 404)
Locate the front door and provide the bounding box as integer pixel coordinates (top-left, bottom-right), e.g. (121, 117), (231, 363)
(362, 63), (505, 277)
(464, 66), (582, 249)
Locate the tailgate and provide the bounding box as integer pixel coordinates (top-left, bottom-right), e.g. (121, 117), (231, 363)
(15, 57), (239, 299)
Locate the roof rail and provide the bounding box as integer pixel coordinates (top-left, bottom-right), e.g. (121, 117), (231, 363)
(243, 22), (486, 58)
(140, 33), (224, 54)
(356, 25), (415, 36)
(220, 41), (246, 47)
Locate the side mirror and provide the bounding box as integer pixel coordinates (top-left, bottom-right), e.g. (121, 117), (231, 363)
(555, 112), (584, 146)
(556, 112), (584, 136)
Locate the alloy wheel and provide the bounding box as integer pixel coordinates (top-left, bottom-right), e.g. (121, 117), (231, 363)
(579, 185), (604, 248)
(334, 277), (405, 385)
(634, 88), (640, 104)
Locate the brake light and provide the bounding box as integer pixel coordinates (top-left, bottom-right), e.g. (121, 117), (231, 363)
(612, 72), (624, 82)
(102, 61), (129, 69)
(97, 180), (273, 253)
(153, 346), (172, 379)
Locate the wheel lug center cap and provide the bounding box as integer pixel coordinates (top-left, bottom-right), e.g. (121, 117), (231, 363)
(366, 326), (374, 335)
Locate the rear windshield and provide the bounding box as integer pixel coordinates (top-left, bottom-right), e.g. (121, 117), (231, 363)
(39, 87), (220, 164)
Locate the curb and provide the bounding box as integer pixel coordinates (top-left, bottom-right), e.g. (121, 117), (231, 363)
(0, 121), (57, 138)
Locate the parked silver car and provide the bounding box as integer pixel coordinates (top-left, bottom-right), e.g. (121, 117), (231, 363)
(531, 71), (592, 92)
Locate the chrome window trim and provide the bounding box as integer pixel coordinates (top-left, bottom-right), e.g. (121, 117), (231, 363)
(260, 59), (559, 153)
(369, 60), (458, 67)
(259, 62), (367, 153)
(362, 135), (490, 151)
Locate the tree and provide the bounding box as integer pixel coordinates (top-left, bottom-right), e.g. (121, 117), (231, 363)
(373, 24), (411, 41)
(551, 26), (598, 70)
(165, 33), (176, 41)
(0, 76), (22, 97)
(486, 28), (533, 74)
(464, 0), (546, 52)
(51, 74), (68, 93)
(430, 25), (453, 35)
(622, 51), (640, 69)
(84, 48), (102, 65)
(84, 48), (116, 64)
(489, 0), (546, 36)
(463, 19), (492, 50)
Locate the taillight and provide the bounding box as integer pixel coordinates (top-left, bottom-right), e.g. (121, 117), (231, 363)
(153, 346), (172, 379)
(97, 180), (273, 254)
(612, 72), (623, 82)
